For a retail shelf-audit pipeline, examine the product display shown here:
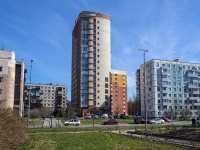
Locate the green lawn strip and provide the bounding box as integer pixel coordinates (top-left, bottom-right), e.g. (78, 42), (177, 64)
(24, 118), (44, 125)
(28, 126), (136, 133)
(22, 132), (188, 150)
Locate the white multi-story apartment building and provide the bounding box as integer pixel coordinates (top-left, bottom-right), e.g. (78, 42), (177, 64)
(71, 11), (111, 116)
(137, 59), (200, 118)
(24, 83), (67, 110)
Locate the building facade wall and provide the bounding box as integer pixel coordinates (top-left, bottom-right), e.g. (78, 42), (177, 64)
(0, 50), (15, 109)
(137, 59), (200, 118)
(110, 70), (128, 115)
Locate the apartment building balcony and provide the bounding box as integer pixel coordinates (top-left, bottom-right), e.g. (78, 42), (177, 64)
(194, 103), (200, 106)
(189, 97), (199, 100)
(193, 91), (200, 95)
(162, 78), (168, 82)
(162, 102), (168, 106)
(162, 84), (168, 87)
(161, 72), (168, 75)
(188, 74), (199, 78)
(188, 84), (199, 88)
(88, 30), (93, 34)
(162, 90), (168, 93)
(162, 96), (169, 99)
(192, 79), (199, 83)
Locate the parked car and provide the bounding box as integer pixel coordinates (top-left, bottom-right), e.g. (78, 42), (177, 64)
(149, 118), (165, 124)
(103, 118), (118, 125)
(63, 119), (81, 126)
(162, 117), (171, 122)
(134, 116), (151, 124)
(134, 116), (143, 124)
(119, 114), (128, 119)
(91, 114), (99, 119)
(84, 115), (92, 119)
(101, 114), (108, 119)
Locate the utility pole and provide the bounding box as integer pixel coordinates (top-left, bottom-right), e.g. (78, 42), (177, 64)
(27, 60), (33, 127)
(138, 49), (148, 130)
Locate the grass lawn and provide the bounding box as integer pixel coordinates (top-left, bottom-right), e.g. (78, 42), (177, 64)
(24, 118), (44, 125)
(22, 132), (188, 150)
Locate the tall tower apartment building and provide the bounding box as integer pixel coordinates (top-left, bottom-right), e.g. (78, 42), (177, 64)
(71, 11), (111, 116)
(136, 59), (200, 118)
(0, 50), (25, 117)
(110, 70), (128, 115)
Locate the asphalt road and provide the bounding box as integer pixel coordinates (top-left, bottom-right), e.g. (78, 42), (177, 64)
(37, 118), (191, 128)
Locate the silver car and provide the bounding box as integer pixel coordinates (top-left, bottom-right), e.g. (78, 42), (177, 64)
(149, 118), (165, 124)
(63, 119), (81, 126)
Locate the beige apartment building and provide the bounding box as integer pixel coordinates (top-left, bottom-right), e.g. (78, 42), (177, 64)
(0, 49), (25, 117)
(24, 83), (67, 111)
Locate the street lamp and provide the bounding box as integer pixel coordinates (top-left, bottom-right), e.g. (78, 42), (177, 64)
(27, 60), (33, 127)
(138, 49), (148, 130)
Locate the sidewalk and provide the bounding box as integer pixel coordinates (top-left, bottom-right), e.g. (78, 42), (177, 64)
(110, 129), (200, 148)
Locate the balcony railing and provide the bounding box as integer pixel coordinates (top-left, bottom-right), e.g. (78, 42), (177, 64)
(189, 97), (199, 100)
(194, 103), (200, 106)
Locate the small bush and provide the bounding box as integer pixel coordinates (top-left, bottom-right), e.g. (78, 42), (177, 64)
(0, 107), (28, 150)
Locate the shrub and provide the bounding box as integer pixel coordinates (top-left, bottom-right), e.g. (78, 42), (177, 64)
(0, 107), (28, 150)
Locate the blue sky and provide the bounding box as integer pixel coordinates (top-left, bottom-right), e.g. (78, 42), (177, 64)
(1, 0), (200, 100)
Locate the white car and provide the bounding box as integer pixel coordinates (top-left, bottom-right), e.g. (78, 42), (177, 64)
(101, 114), (108, 119)
(63, 119), (81, 126)
(149, 118), (165, 124)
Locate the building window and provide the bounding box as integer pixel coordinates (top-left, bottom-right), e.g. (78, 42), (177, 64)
(0, 67), (2, 72)
(105, 77), (108, 82)
(105, 89), (108, 94)
(105, 83), (108, 88)
(0, 77), (3, 82)
(0, 89), (2, 94)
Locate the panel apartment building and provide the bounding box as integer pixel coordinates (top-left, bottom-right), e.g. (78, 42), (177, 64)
(0, 49), (25, 117)
(24, 83), (67, 111)
(110, 70), (128, 115)
(136, 59), (200, 118)
(71, 11), (128, 116)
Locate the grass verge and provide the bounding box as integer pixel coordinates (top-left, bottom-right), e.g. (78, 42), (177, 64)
(22, 132), (189, 150)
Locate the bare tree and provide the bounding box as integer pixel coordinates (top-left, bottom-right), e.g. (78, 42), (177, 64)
(66, 100), (76, 116)
(128, 93), (141, 116)
(180, 109), (192, 120)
